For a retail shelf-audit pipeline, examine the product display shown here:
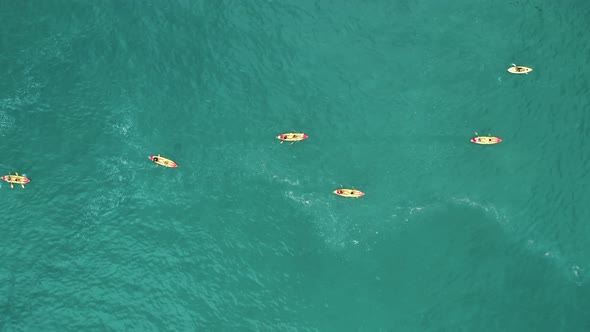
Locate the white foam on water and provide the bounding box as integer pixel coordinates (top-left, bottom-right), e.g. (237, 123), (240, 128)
(570, 265), (584, 286)
(113, 118), (134, 138)
(452, 196), (507, 225)
(15, 68), (43, 106)
(22, 32), (72, 69)
(106, 105), (193, 204)
(390, 205), (427, 224)
(238, 152), (304, 189)
(98, 156), (135, 182)
(284, 190), (311, 207)
(108, 110), (137, 140)
(2, 49), (47, 110)
(102, 105), (147, 179)
(316, 211), (350, 250)
(283, 190), (413, 252)
(72, 187), (126, 249)
(0, 51), (47, 137)
(452, 196), (587, 286)
(69, 104), (147, 248)
(0, 108), (16, 136)
(526, 238), (587, 286)
(283, 190), (351, 249)
(272, 174), (300, 186)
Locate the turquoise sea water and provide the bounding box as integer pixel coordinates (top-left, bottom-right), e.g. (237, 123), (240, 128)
(1, 0), (589, 331)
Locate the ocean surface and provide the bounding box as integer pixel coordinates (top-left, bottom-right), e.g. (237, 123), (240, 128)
(1, 0), (589, 331)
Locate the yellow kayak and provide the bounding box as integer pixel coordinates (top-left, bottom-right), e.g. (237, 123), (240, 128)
(471, 134), (502, 145)
(507, 65), (533, 74)
(277, 133), (308, 143)
(2, 172), (31, 188)
(333, 188), (365, 198)
(149, 155), (178, 168)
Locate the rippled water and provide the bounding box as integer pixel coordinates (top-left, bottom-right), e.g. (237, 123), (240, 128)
(1, 1), (589, 331)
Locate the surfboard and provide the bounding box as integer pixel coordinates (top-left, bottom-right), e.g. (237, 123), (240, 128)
(471, 136), (502, 145)
(149, 155), (178, 168)
(333, 188), (365, 198)
(277, 133), (308, 142)
(507, 65), (533, 74)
